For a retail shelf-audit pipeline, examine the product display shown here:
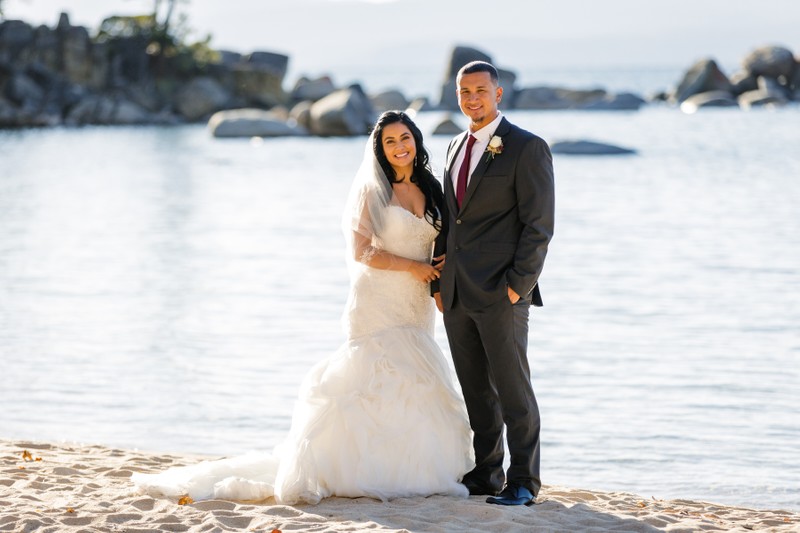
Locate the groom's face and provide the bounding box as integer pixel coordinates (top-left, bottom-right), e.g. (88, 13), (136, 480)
(457, 71), (502, 131)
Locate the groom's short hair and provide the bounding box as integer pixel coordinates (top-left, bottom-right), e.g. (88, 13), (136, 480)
(457, 61), (499, 85)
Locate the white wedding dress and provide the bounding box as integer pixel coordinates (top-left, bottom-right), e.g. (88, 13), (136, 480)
(133, 204), (473, 504)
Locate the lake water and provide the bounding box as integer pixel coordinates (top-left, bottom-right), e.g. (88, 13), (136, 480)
(1, 105), (798, 511)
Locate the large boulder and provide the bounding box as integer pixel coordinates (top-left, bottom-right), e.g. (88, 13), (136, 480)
(514, 86), (607, 110)
(551, 140), (636, 156)
(679, 90), (738, 113)
(58, 18), (94, 86)
(245, 51), (289, 78)
(742, 45), (795, 80)
(790, 62), (800, 100)
(65, 94), (152, 125)
(174, 76), (232, 121)
(407, 96), (436, 113)
(0, 97), (16, 126)
(729, 70), (759, 95)
(208, 108), (308, 138)
(289, 100), (313, 130)
(231, 50), (289, 107)
(738, 76), (791, 109)
(24, 25), (59, 72)
(671, 58), (733, 103)
(432, 115), (463, 135)
(5, 71), (44, 108)
(370, 89), (409, 113)
(309, 85), (374, 136)
(87, 41), (109, 90)
(290, 75), (335, 102)
(577, 92), (646, 111)
(439, 45), (492, 110)
(0, 20), (35, 61)
(105, 35), (150, 86)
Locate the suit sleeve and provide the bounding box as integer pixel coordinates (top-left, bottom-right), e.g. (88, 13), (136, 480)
(430, 199), (448, 295)
(507, 136), (555, 298)
(430, 138), (456, 296)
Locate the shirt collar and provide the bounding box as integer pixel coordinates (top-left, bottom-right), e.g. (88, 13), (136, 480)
(469, 112), (503, 143)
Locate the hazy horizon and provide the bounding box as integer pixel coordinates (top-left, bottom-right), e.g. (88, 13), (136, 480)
(4, 0), (799, 94)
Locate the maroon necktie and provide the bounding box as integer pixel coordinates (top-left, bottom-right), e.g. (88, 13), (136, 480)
(456, 135), (477, 208)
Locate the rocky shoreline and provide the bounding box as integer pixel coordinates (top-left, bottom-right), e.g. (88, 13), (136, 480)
(1, 13), (798, 136)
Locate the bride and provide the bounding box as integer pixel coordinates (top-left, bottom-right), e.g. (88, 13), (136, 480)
(133, 111), (474, 504)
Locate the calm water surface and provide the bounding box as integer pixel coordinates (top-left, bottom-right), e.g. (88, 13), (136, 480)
(1, 107), (798, 510)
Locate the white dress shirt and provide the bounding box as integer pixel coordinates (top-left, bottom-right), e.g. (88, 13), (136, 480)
(452, 112), (504, 192)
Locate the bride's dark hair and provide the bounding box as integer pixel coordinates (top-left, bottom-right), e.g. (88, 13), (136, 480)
(372, 110), (444, 231)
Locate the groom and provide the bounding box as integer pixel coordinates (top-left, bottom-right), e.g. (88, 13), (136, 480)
(432, 61), (555, 506)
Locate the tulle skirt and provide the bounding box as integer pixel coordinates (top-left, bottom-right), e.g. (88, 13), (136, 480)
(133, 325), (473, 504)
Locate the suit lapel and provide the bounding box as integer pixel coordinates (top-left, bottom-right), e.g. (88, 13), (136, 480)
(445, 132), (468, 214)
(460, 117), (512, 212)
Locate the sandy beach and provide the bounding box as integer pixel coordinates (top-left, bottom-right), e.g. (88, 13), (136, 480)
(1, 439), (797, 532)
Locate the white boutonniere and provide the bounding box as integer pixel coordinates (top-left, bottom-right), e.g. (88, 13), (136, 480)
(485, 135), (504, 162)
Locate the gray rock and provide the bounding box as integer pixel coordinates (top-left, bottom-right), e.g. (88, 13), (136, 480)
(174, 76), (232, 121)
(217, 50), (243, 66)
(124, 82), (164, 113)
(581, 92), (646, 111)
(290, 75), (335, 102)
(6, 71), (44, 107)
(0, 20), (35, 59)
(65, 94), (152, 125)
(729, 70), (759, 95)
(514, 86), (607, 110)
(59, 23), (93, 86)
(231, 63), (287, 107)
(0, 96), (61, 127)
(790, 61), (800, 93)
(679, 90), (738, 113)
(551, 140), (636, 156)
(25, 25), (59, 72)
(208, 108), (308, 138)
(742, 45), (795, 79)
(737, 78), (790, 109)
(439, 45), (492, 110)
(370, 89), (409, 113)
(87, 41), (109, 90)
(113, 98), (153, 123)
(309, 85), (374, 136)
(432, 116), (463, 135)
(0, 97), (16, 126)
(440, 64), (516, 111)
(672, 58), (733, 103)
(738, 89), (788, 109)
(757, 75), (790, 97)
(496, 68), (517, 110)
(105, 35), (150, 86)
(442, 45), (493, 80)
(289, 100), (312, 130)
(245, 51), (289, 79)
(407, 97), (437, 113)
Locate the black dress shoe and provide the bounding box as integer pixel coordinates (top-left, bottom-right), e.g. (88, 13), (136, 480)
(461, 477), (501, 496)
(486, 485), (535, 506)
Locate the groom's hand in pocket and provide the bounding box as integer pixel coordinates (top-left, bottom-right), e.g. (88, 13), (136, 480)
(433, 292), (444, 313)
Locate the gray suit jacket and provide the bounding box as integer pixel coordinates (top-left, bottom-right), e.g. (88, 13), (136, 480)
(433, 117), (554, 310)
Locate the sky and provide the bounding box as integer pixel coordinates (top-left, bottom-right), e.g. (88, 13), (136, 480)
(5, 0), (800, 94)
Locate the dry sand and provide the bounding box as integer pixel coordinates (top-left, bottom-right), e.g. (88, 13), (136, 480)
(1, 439), (797, 532)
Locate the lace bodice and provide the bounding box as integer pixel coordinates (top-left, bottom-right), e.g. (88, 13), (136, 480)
(344, 205), (439, 339)
(375, 205), (439, 262)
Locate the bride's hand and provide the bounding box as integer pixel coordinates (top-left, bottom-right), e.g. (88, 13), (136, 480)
(432, 254), (446, 271)
(408, 261), (441, 283)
